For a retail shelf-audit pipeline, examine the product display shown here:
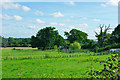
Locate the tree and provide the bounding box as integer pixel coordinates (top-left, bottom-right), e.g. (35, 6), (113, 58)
(82, 39), (97, 49)
(70, 41), (81, 50)
(54, 35), (65, 47)
(111, 24), (120, 43)
(31, 27), (65, 50)
(64, 29), (88, 43)
(95, 24), (111, 47)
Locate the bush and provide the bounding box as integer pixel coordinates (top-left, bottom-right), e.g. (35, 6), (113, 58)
(70, 41), (81, 50)
(97, 43), (120, 52)
(12, 48), (16, 50)
(54, 45), (58, 50)
(88, 53), (120, 79)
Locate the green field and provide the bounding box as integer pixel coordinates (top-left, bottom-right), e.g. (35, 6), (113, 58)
(2, 47), (113, 78)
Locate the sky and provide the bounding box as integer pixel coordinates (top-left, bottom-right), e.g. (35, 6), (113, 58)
(0, 0), (118, 39)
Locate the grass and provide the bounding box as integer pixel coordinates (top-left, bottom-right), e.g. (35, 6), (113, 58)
(1, 47), (113, 78)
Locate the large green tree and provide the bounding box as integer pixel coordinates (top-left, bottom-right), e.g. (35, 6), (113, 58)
(64, 29), (88, 43)
(31, 27), (65, 50)
(82, 39), (97, 49)
(95, 24), (111, 47)
(111, 24), (120, 43)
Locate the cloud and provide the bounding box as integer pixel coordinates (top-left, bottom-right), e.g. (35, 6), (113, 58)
(69, 1), (75, 6)
(0, 1), (20, 10)
(68, 26), (75, 28)
(80, 17), (88, 20)
(65, 1), (75, 6)
(79, 23), (88, 27)
(1, 14), (23, 21)
(107, 0), (118, 6)
(70, 16), (74, 18)
(50, 12), (64, 18)
(50, 22), (58, 25)
(59, 23), (66, 26)
(101, 0), (119, 7)
(2, 14), (12, 20)
(22, 6), (31, 11)
(93, 19), (101, 22)
(28, 25), (38, 29)
(36, 19), (45, 23)
(14, 15), (23, 21)
(83, 17), (88, 20)
(1, 1), (31, 11)
(101, 4), (107, 7)
(62, 29), (70, 32)
(35, 10), (44, 16)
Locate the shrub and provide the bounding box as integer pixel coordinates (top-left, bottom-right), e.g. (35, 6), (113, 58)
(12, 48), (16, 50)
(54, 45), (58, 50)
(70, 41), (81, 50)
(88, 53), (120, 79)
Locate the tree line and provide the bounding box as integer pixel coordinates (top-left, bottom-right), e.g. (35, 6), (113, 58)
(0, 24), (120, 52)
(0, 37), (31, 47)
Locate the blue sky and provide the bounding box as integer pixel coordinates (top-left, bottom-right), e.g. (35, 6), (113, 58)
(1, 1), (118, 39)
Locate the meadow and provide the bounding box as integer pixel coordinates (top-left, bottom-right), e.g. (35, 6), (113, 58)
(1, 47), (114, 78)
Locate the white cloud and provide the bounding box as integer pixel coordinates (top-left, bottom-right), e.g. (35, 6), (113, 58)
(28, 25), (38, 29)
(101, 0), (119, 7)
(59, 23), (66, 26)
(83, 17), (88, 20)
(79, 23), (88, 27)
(35, 10), (44, 16)
(68, 26), (75, 28)
(101, 4), (107, 7)
(2, 14), (12, 20)
(50, 12), (64, 18)
(50, 22), (57, 25)
(1, 1), (31, 12)
(70, 16), (74, 18)
(107, 0), (118, 6)
(14, 15), (23, 21)
(65, 1), (75, 6)
(1, 14), (23, 21)
(62, 29), (70, 32)
(36, 19), (45, 23)
(93, 19), (101, 22)
(1, 1), (20, 10)
(22, 6), (31, 11)
(69, 1), (75, 6)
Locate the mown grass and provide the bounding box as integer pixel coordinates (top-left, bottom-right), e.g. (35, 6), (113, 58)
(1, 48), (113, 78)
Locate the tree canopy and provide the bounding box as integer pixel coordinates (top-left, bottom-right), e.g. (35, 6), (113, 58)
(64, 29), (88, 43)
(31, 27), (65, 50)
(95, 24), (111, 47)
(111, 24), (120, 43)
(70, 41), (81, 50)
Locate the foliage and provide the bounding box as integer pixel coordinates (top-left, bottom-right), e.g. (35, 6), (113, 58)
(95, 24), (111, 47)
(1, 36), (31, 47)
(111, 24), (120, 43)
(70, 41), (81, 50)
(82, 39), (97, 49)
(54, 45), (58, 50)
(88, 53), (119, 79)
(31, 27), (65, 50)
(97, 43), (120, 52)
(64, 29), (88, 43)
